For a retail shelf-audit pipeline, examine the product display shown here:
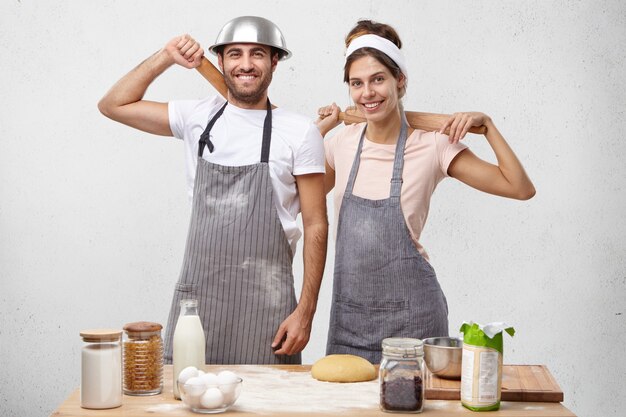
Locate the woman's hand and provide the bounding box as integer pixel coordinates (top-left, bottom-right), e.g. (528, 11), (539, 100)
(316, 103), (341, 137)
(440, 112), (492, 144)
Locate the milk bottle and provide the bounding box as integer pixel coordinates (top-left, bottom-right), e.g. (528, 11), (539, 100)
(173, 299), (206, 399)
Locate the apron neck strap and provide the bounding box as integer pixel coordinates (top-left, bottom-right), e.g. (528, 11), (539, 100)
(199, 101), (228, 157)
(198, 99), (273, 163)
(260, 98), (272, 163)
(389, 116), (409, 198)
(345, 117), (409, 198)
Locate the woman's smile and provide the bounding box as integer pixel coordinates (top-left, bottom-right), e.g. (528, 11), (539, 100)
(362, 100), (383, 111)
(348, 56), (401, 123)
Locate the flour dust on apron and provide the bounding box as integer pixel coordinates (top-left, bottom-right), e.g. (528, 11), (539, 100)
(327, 119), (449, 364)
(164, 100), (300, 365)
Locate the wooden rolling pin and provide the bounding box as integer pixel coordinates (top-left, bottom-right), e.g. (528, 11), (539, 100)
(196, 57), (487, 135)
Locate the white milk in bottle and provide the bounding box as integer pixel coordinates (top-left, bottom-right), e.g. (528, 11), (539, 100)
(172, 299), (206, 399)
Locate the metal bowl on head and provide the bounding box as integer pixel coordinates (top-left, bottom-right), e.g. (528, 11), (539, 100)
(209, 16), (291, 60)
(423, 336), (463, 380)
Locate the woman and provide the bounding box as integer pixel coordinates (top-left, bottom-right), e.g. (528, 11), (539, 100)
(316, 20), (535, 363)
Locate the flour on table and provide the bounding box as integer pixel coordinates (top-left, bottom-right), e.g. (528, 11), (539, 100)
(145, 403), (185, 413)
(231, 366), (379, 414)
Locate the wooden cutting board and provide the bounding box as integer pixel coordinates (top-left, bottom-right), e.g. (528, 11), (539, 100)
(426, 365), (564, 402)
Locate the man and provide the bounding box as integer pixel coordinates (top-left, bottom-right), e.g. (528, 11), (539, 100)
(98, 16), (328, 364)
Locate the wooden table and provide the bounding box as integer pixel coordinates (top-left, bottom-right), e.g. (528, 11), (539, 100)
(51, 365), (577, 416)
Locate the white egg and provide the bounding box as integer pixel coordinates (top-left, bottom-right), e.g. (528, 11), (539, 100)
(201, 372), (219, 388)
(217, 370), (240, 394)
(178, 366), (199, 384)
(184, 376), (207, 397)
(200, 387), (224, 409)
(221, 390), (236, 405)
(217, 370), (238, 384)
(183, 391), (202, 409)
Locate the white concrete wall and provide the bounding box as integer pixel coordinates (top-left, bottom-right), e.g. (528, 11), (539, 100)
(1, 1), (624, 416)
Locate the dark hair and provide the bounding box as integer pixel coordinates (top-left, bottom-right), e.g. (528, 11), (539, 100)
(215, 44), (283, 60)
(343, 20), (406, 97)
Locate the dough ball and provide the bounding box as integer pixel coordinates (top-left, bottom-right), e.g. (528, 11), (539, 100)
(311, 354), (377, 382)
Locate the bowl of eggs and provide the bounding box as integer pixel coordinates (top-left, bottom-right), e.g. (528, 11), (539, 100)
(177, 366), (243, 413)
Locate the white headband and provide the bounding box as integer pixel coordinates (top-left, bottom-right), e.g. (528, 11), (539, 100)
(345, 34), (408, 78)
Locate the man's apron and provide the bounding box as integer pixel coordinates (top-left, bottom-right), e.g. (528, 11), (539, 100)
(164, 100), (300, 365)
(326, 119), (449, 364)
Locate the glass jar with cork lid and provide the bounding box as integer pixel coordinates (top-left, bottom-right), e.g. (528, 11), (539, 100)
(379, 337), (425, 413)
(80, 329), (123, 409)
(122, 321), (164, 396)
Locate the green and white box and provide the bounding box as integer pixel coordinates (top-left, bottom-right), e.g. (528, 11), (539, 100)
(459, 322), (515, 411)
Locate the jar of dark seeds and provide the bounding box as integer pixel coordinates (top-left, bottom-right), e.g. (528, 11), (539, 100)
(379, 337), (424, 413)
(122, 321), (163, 396)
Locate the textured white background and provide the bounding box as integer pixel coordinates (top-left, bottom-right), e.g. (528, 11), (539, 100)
(1, 1), (624, 416)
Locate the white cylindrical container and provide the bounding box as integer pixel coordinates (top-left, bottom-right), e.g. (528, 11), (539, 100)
(80, 329), (123, 409)
(173, 299), (206, 399)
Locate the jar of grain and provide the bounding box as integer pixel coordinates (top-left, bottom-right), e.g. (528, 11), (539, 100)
(122, 321), (163, 396)
(379, 337), (424, 413)
(80, 329), (123, 409)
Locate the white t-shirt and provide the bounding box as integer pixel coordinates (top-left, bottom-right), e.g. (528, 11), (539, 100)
(169, 95), (325, 253)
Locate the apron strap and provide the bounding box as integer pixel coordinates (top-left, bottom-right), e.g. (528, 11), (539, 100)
(344, 125), (367, 195)
(389, 117), (409, 198)
(198, 102), (228, 157)
(260, 99), (272, 163)
(344, 117), (409, 198)
(198, 99), (273, 162)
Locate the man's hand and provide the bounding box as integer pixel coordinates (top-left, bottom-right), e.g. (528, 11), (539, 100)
(271, 307), (313, 355)
(163, 34), (204, 69)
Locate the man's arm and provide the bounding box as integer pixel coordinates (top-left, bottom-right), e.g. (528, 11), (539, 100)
(272, 172), (328, 355)
(97, 34), (204, 136)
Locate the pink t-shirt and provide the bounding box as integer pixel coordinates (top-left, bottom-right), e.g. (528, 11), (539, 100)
(325, 123), (467, 260)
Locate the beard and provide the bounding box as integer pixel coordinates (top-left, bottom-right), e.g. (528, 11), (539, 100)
(223, 70), (273, 106)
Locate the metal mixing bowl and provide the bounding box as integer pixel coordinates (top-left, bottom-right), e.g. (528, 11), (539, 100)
(209, 16), (291, 60)
(423, 337), (463, 379)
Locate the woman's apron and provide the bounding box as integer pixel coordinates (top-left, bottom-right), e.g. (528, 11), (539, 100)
(326, 119), (449, 364)
(164, 100), (300, 365)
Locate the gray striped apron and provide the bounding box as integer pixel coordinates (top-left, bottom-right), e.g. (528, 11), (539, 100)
(164, 100), (300, 365)
(326, 119), (449, 364)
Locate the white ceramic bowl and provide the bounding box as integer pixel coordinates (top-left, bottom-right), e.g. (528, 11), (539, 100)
(178, 378), (243, 414)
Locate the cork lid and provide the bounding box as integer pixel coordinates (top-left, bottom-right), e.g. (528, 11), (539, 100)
(80, 329), (122, 342)
(123, 321), (163, 335)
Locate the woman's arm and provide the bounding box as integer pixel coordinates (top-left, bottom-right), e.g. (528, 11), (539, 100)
(443, 113), (536, 200)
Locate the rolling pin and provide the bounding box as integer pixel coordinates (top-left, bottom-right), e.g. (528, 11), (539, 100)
(196, 57), (487, 135)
